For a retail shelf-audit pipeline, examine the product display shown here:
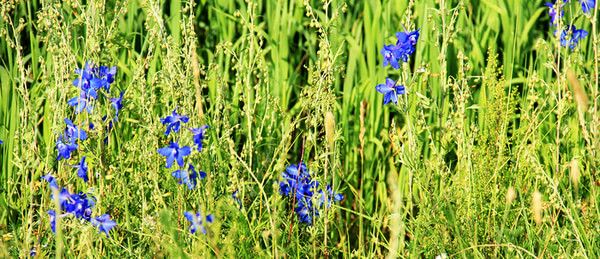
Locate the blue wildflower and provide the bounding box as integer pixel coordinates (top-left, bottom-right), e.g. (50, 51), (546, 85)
(295, 200), (314, 224)
(189, 125), (209, 151)
(62, 192), (95, 221)
(279, 162), (343, 224)
(54, 188), (73, 207)
(172, 165), (205, 190)
(397, 29), (420, 46)
(184, 211), (213, 234)
(279, 162), (312, 198)
(110, 91), (124, 119)
(49, 186), (94, 220)
(0, 140), (3, 144)
(558, 25), (589, 50)
(381, 44), (402, 69)
(395, 29), (420, 61)
(376, 78), (406, 105)
(160, 109), (189, 136)
(74, 156), (88, 182)
(73, 62), (116, 93)
(580, 0), (595, 13)
(545, 1), (565, 25)
(30, 248), (36, 257)
(157, 142), (191, 168)
(64, 118), (87, 141)
(381, 29), (420, 68)
(42, 174), (59, 190)
(91, 214), (117, 237)
(318, 185), (344, 208)
(56, 135), (78, 161)
(72, 62), (93, 89)
(98, 66), (117, 90)
(43, 175), (104, 235)
(47, 210), (57, 233)
(67, 93), (94, 114)
(74, 62), (93, 80)
(69, 62), (117, 114)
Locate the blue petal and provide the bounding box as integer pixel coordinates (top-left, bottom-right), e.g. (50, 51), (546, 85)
(184, 212), (195, 223)
(157, 147), (174, 157)
(206, 214), (214, 223)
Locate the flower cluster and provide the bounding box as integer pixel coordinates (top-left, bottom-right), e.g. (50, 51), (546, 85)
(157, 109), (213, 234)
(184, 211), (214, 234)
(68, 62), (117, 114)
(56, 62), (124, 182)
(279, 162), (343, 224)
(558, 25), (589, 50)
(376, 28), (419, 105)
(381, 30), (420, 69)
(158, 108), (208, 190)
(545, 0), (591, 49)
(46, 61), (121, 238)
(43, 174), (116, 236)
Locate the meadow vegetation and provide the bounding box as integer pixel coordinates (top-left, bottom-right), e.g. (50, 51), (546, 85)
(0, 0), (598, 257)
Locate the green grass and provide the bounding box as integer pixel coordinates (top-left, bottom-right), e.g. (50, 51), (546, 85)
(0, 0), (598, 257)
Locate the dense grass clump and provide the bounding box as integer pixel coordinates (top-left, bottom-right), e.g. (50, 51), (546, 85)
(0, 0), (598, 257)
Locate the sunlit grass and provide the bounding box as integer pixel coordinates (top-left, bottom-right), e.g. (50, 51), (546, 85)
(0, 0), (598, 257)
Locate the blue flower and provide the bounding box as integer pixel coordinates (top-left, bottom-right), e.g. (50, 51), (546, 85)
(43, 175), (105, 235)
(74, 156), (88, 182)
(74, 62), (93, 80)
(48, 210), (57, 233)
(73, 62), (93, 88)
(62, 192), (95, 221)
(91, 214), (117, 237)
(295, 200), (314, 224)
(110, 91), (124, 119)
(279, 162), (312, 198)
(67, 93), (94, 114)
(397, 30), (420, 46)
(73, 62), (116, 93)
(318, 185), (344, 208)
(395, 29), (420, 61)
(42, 174), (59, 190)
(69, 63), (117, 114)
(545, 1), (565, 25)
(279, 162), (343, 224)
(184, 211), (213, 234)
(64, 118), (87, 141)
(189, 125), (209, 151)
(56, 135), (78, 161)
(53, 188), (73, 207)
(580, 0), (595, 13)
(157, 142), (191, 168)
(381, 45), (402, 69)
(172, 165), (205, 190)
(160, 109), (189, 136)
(30, 248), (36, 257)
(381, 29), (420, 69)
(0, 140), (3, 145)
(558, 25), (589, 50)
(98, 66), (117, 89)
(376, 78), (406, 105)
